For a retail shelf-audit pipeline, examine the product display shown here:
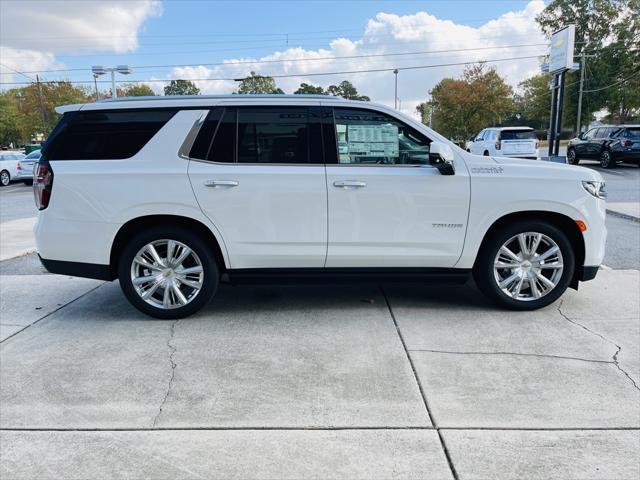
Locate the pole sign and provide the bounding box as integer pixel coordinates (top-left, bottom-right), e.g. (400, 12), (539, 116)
(549, 24), (575, 73)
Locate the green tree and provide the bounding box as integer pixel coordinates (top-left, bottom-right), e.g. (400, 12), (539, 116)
(536, 0), (639, 130)
(164, 79), (200, 96)
(0, 91), (22, 147)
(424, 64), (513, 141)
(326, 80), (369, 100)
(121, 84), (156, 97)
(294, 83), (325, 95)
(236, 72), (284, 94)
(514, 74), (552, 130)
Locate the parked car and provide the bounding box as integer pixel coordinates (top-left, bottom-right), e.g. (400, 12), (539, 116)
(15, 149), (40, 185)
(34, 95), (606, 319)
(468, 127), (539, 159)
(0, 151), (26, 186)
(567, 125), (640, 168)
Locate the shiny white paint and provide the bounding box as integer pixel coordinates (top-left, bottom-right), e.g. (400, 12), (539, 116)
(36, 96), (606, 276)
(469, 127), (538, 158)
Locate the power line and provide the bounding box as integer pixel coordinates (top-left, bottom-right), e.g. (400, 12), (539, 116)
(0, 54), (544, 86)
(0, 63), (36, 82)
(582, 68), (640, 93)
(0, 43), (548, 75)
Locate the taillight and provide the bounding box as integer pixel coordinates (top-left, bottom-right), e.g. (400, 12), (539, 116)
(622, 139), (633, 147)
(495, 140), (501, 150)
(535, 141), (540, 149)
(33, 161), (53, 210)
(16, 162), (22, 171)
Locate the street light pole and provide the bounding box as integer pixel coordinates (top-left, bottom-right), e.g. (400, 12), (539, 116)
(393, 69), (398, 109)
(91, 65), (131, 99)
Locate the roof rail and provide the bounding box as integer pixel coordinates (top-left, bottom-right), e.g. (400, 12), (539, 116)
(98, 94), (353, 103)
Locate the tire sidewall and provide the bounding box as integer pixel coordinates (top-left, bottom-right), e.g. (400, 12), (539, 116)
(474, 221), (575, 310)
(118, 227), (219, 319)
(600, 149), (613, 168)
(567, 148), (578, 165)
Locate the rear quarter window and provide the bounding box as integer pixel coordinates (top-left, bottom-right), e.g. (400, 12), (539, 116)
(42, 109), (176, 160)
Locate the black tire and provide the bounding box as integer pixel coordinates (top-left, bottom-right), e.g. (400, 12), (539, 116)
(23, 180), (33, 186)
(118, 226), (219, 319)
(566, 148), (579, 165)
(600, 149), (614, 168)
(473, 220), (575, 310)
(483, 151), (490, 156)
(0, 170), (10, 187)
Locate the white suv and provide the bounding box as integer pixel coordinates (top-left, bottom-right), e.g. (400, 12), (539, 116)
(34, 95), (606, 319)
(468, 126), (539, 159)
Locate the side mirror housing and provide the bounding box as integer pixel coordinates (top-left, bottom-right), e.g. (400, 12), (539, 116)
(429, 141), (455, 175)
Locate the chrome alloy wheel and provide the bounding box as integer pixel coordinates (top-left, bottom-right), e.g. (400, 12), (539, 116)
(493, 232), (564, 301)
(130, 239), (204, 309)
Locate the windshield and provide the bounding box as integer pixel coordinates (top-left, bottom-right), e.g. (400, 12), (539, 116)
(500, 130), (537, 140)
(25, 150), (41, 159)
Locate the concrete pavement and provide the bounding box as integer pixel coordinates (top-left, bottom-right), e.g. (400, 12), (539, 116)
(1, 271), (639, 479)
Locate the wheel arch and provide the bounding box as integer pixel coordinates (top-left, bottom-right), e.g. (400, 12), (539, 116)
(109, 214), (228, 279)
(474, 210), (585, 289)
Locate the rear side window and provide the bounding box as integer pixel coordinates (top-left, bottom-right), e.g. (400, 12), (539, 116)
(189, 108), (223, 160)
(623, 128), (640, 139)
(43, 109), (176, 160)
(500, 130), (537, 140)
(238, 108), (309, 164)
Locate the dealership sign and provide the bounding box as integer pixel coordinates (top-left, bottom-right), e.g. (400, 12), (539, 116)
(549, 24), (576, 73)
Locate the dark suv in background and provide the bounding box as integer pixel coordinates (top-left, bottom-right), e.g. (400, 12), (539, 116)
(567, 125), (640, 168)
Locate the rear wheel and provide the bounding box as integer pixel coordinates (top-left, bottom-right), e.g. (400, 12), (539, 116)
(474, 221), (575, 310)
(600, 149), (614, 168)
(483, 151), (490, 156)
(0, 170), (10, 186)
(118, 227), (219, 319)
(566, 148), (579, 165)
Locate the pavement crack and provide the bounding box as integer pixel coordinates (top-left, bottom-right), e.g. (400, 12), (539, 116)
(408, 349), (613, 365)
(152, 319), (179, 428)
(557, 300), (640, 392)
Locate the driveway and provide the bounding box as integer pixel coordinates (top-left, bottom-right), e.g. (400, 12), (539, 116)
(1, 271), (639, 479)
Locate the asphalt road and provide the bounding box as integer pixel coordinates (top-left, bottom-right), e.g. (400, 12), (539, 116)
(1, 161), (638, 269)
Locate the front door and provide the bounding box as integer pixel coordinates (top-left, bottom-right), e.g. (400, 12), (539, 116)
(324, 107), (470, 268)
(188, 105), (328, 269)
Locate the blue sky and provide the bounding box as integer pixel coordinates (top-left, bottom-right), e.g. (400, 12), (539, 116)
(1, 0), (549, 113)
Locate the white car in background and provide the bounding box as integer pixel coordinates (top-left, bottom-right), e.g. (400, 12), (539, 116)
(469, 127), (539, 159)
(15, 149), (41, 185)
(0, 151), (26, 186)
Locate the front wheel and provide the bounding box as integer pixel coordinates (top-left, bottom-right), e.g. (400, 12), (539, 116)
(0, 170), (10, 186)
(566, 148), (579, 165)
(118, 227), (219, 319)
(600, 149), (614, 168)
(474, 221), (575, 310)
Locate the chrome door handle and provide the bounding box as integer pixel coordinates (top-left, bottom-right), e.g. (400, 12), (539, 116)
(333, 180), (366, 188)
(205, 180), (239, 188)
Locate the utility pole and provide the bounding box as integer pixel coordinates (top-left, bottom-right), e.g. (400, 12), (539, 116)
(93, 74), (100, 101)
(35, 75), (47, 135)
(393, 69), (398, 109)
(575, 50), (591, 136)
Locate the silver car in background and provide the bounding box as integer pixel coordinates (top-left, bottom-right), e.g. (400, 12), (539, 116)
(15, 149), (41, 185)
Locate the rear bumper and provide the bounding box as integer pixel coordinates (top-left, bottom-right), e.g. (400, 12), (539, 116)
(612, 151), (640, 163)
(39, 256), (114, 281)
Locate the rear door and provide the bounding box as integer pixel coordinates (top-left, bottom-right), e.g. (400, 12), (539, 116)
(575, 128), (595, 157)
(187, 105), (328, 269)
(324, 107), (470, 268)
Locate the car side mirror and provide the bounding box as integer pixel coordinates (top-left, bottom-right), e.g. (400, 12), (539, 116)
(429, 141), (455, 176)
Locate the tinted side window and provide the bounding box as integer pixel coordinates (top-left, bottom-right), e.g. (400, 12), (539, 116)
(238, 107), (309, 164)
(333, 108), (430, 165)
(189, 108), (223, 160)
(43, 109), (176, 160)
(207, 108), (236, 163)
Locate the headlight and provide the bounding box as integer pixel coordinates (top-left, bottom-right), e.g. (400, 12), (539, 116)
(582, 181), (606, 199)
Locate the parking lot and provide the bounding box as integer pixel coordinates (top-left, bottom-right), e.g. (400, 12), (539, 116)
(1, 161), (639, 479)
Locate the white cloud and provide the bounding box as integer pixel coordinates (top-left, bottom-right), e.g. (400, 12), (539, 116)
(0, 0), (161, 78)
(165, 0), (547, 116)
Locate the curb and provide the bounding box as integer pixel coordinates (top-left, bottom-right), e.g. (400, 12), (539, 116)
(607, 209), (640, 223)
